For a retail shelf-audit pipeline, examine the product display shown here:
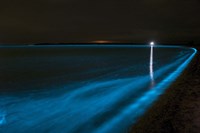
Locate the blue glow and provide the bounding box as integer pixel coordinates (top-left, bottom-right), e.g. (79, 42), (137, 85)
(0, 111), (6, 126)
(0, 46), (197, 133)
(95, 48), (197, 133)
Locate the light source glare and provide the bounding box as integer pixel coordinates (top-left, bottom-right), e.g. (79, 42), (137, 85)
(150, 41), (155, 46)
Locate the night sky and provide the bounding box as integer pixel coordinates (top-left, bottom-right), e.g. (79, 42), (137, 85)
(0, 0), (200, 44)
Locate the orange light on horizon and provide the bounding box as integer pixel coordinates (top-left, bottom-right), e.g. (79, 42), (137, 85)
(91, 40), (113, 43)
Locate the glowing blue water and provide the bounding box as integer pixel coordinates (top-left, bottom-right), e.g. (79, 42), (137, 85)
(0, 45), (197, 133)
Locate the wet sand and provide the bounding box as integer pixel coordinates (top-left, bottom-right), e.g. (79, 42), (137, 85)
(130, 47), (200, 133)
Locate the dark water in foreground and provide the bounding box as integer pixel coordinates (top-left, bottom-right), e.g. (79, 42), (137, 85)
(0, 45), (196, 133)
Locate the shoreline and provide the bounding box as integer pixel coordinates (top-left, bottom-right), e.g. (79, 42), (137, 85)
(130, 47), (200, 133)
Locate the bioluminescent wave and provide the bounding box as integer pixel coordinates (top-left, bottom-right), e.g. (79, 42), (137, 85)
(0, 45), (197, 133)
(0, 110), (6, 125)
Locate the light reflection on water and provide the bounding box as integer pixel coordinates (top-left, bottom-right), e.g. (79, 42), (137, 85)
(0, 45), (197, 133)
(150, 45), (155, 87)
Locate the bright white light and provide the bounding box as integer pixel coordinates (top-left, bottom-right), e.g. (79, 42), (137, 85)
(150, 41), (154, 46)
(150, 43), (154, 87)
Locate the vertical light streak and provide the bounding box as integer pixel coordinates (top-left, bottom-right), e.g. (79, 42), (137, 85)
(150, 43), (154, 87)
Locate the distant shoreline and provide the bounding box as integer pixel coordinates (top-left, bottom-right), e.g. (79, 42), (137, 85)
(0, 43), (197, 47)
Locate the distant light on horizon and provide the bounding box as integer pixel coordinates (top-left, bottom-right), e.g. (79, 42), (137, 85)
(150, 41), (155, 46)
(91, 40), (113, 43)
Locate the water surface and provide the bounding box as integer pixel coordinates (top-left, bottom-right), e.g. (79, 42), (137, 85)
(0, 45), (196, 133)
